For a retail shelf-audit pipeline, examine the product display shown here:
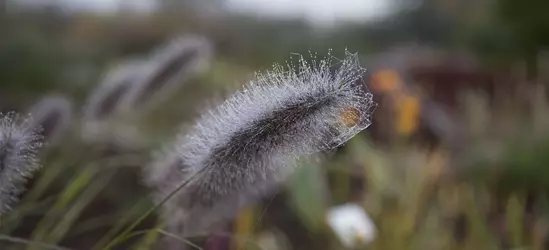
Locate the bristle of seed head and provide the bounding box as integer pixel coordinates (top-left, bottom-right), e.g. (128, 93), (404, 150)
(145, 50), (376, 234)
(27, 95), (73, 145)
(120, 34), (213, 112)
(80, 120), (145, 151)
(80, 60), (147, 148)
(83, 59), (146, 121)
(0, 112), (43, 215)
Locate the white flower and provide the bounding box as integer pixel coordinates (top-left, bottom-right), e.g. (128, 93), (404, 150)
(326, 203), (377, 247)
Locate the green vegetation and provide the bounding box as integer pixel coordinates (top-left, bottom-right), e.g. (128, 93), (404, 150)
(1, 0), (549, 249)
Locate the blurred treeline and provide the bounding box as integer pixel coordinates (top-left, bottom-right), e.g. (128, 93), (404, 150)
(2, 0), (549, 250)
(2, 0), (548, 104)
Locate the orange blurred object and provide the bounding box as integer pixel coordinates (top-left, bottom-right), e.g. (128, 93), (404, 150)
(231, 206), (256, 250)
(371, 69), (403, 93)
(341, 107), (361, 127)
(394, 93), (421, 136)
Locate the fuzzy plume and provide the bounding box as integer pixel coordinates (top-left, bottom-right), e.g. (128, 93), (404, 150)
(146, 50), (376, 235)
(27, 95), (73, 145)
(0, 112), (43, 215)
(81, 60), (147, 149)
(120, 35), (213, 112)
(83, 59), (146, 121)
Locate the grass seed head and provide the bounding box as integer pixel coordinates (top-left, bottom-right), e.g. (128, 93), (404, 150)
(0, 112), (43, 215)
(146, 50), (376, 234)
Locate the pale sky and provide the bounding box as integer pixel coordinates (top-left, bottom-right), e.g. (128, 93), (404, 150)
(226, 0), (396, 25)
(17, 0), (396, 26)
